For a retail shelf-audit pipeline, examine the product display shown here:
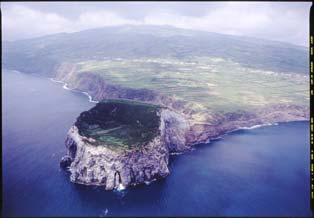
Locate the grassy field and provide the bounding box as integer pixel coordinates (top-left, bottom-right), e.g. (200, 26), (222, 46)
(77, 99), (161, 149)
(76, 57), (308, 115)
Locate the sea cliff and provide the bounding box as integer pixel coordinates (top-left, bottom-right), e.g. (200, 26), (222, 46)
(61, 99), (190, 190)
(60, 84), (309, 190)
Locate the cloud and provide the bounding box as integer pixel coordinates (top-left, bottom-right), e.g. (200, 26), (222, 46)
(3, 5), (70, 40)
(1, 2), (311, 46)
(143, 2), (310, 46)
(143, 8), (270, 35)
(76, 11), (139, 30)
(2, 5), (140, 40)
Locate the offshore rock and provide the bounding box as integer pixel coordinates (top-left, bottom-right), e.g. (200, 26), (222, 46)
(60, 155), (72, 169)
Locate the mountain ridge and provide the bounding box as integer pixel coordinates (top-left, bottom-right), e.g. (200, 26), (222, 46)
(3, 24), (308, 75)
(3, 24), (308, 50)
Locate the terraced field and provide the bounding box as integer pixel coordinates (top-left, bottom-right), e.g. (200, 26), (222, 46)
(76, 57), (309, 114)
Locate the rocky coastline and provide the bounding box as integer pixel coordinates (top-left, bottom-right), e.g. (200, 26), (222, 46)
(58, 63), (309, 190)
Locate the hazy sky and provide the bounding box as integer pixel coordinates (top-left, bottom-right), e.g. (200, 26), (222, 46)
(1, 2), (311, 46)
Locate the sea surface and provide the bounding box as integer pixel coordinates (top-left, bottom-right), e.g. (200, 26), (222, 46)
(2, 70), (312, 217)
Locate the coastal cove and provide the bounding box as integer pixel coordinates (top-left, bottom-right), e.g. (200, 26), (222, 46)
(2, 70), (311, 216)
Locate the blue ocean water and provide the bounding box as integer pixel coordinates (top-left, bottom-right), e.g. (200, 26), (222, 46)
(2, 70), (312, 217)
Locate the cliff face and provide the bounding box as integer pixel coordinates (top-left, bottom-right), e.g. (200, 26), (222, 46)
(63, 125), (170, 190)
(61, 100), (190, 190)
(55, 63), (195, 115)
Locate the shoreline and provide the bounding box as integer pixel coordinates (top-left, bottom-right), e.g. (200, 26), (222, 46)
(5, 69), (307, 145)
(48, 75), (308, 149)
(49, 78), (99, 103)
(207, 120), (308, 143)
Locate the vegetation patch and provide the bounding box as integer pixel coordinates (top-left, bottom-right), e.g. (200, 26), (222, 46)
(75, 99), (161, 149)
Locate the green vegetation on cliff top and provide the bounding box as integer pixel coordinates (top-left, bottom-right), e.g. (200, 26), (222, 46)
(75, 99), (161, 150)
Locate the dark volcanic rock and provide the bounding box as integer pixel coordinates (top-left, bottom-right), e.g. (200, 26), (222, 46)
(60, 155), (72, 169)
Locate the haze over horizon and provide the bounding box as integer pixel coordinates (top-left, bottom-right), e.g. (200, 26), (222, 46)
(1, 2), (311, 46)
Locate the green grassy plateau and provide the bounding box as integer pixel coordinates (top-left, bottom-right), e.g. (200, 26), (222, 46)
(75, 99), (161, 149)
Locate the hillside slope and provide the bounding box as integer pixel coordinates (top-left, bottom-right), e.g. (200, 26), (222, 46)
(3, 25), (308, 75)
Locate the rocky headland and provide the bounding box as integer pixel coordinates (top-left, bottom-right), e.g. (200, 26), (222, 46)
(59, 63), (309, 190)
(60, 99), (190, 190)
